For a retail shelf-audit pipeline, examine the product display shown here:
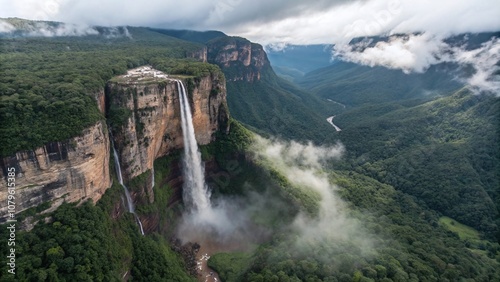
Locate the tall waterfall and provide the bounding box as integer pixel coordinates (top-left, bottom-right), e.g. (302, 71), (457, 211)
(111, 137), (145, 235)
(151, 167), (155, 189)
(176, 80), (212, 213)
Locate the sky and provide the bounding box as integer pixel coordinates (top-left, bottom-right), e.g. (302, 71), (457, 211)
(1, 0), (499, 45)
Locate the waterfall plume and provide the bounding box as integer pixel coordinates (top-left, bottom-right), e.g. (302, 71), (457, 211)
(176, 80), (212, 214)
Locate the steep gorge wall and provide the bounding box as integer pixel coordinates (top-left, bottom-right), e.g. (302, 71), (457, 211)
(0, 121), (111, 221)
(207, 37), (270, 82)
(107, 72), (229, 183)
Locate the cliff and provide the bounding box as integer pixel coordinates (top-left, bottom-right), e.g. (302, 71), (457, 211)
(188, 46), (208, 62)
(107, 66), (229, 183)
(0, 64), (229, 223)
(0, 121), (111, 221)
(207, 36), (271, 82)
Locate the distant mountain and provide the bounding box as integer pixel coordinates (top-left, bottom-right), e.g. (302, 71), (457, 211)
(297, 61), (463, 107)
(147, 28), (226, 44)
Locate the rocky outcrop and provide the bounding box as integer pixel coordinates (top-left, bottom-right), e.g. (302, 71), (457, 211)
(93, 89), (106, 114)
(107, 66), (229, 182)
(188, 46), (208, 63)
(207, 36), (270, 82)
(0, 121), (110, 221)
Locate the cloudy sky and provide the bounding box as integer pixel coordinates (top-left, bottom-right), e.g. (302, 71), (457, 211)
(1, 0), (499, 93)
(1, 0), (499, 45)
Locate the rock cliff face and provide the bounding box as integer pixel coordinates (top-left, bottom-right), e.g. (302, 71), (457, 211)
(107, 66), (229, 182)
(0, 121), (110, 221)
(188, 46), (208, 63)
(0, 65), (229, 223)
(93, 89), (106, 114)
(207, 37), (270, 82)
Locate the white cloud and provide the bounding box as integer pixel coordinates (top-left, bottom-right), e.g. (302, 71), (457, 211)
(0, 20), (15, 33)
(333, 34), (500, 94)
(452, 38), (500, 93)
(231, 0), (500, 46)
(33, 22), (99, 37)
(251, 137), (374, 254)
(0, 20), (99, 37)
(1, 0), (498, 92)
(333, 34), (447, 73)
(0, 0), (498, 45)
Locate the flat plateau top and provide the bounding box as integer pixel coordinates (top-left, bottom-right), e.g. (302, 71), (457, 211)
(110, 65), (170, 84)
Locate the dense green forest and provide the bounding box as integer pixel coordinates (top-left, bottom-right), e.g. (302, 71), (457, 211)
(210, 170), (500, 281)
(0, 178), (195, 281)
(332, 89), (499, 238)
(287, 56), (499, 240)
(3, 115), (497, 281)
(0, 23), (215, 156)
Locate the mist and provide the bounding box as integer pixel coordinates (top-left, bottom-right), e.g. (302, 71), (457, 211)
(175, 192), (273, 250)
(175, 135), (376, 263)
(0, 19), (99, 37)
(252, 137), (376, 260)
(0, 19), (135, 39)
(333, 34), (500, 94)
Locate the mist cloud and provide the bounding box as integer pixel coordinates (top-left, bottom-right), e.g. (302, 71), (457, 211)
(252, 137), (375, 257)
(0, 20), (15, 33)
(333, 34), (446, 73)
(175, 136), (375, 260)
(333, 34), (500, 94)
(0, 20), (99, 37)
(26, 22), (99, 37)
(0, 19), (135, 39)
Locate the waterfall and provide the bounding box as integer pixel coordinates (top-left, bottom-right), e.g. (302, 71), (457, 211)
(110, 136), (145, 235)
(176, 80), (212, 213)
(151, 166), (155, 189)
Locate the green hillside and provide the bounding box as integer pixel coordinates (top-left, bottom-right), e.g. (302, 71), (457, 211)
(297, 61), (462, 107)
(333, 88), (499, 237)
(225, 71), (337, 143)
(279, 50), (499, 239)
(147, 28), (226, 44)
(211, 170), (500, 281)
(204, 35), (339, 143)
(3, 118), (499, 282)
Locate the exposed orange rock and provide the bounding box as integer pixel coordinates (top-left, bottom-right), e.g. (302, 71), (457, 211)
(0, 121), (110, 220)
